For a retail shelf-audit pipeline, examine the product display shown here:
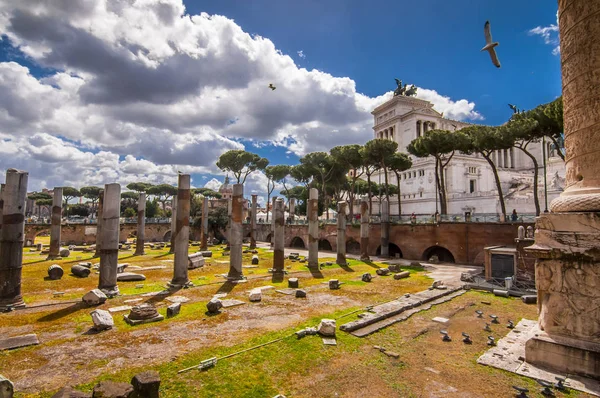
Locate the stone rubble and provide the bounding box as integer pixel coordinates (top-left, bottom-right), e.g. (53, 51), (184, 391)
(82, 289), (107, 306)
(90, 309), (114, 331)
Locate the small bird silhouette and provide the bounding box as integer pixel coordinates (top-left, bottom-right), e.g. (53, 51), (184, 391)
(481, 21), (501, 68)
(508, 104), (519, 113)
(268, 83), (276, 91)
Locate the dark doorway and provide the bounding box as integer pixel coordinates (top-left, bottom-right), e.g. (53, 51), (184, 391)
(376, 243), (403, 258)
(290, 236), (305, 249)
(318, 239), (333, 251)
(422, 246), (455, 263)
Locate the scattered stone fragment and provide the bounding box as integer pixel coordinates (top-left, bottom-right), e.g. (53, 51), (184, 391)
(78, 262), (93, 268)
(388, 264), (401, 273)
(116, 263), (129, 273)
(460, 272), (475, 282)
(131, 371), (160, 398)
(47, 264), (64, 280)
(521, 295), (537, 304)
(167, 302), (181, 318)
(251, 250), (258, 254)
(206, 298), (223, 314)
(90, 309), (114, 331)
(116, 272), (146, 282)
(384, 351), (400, 359)
(71, 265), (91, 278)
(410, 261), (422, 267)
(83, 289), (107, 306)
(325, 261), (333, 266)
(375, 268), (390, 276)
(59, 248), (70, 258)
(295, 289), (306, 298)
(220, 299), (245, 308)
(53, 292), (65, 297)
(51, 386), (91, 398)
(288, 278), (299, 288)
(249, 288), (262, 302)
(124, 304), (164, 326)
(165, 296), (190, 304)
(428, 254), (439, 264)
(251, 255), (259, 265)
(318, 319), (336, 337)
(135, 284), (144, 289)
(305, 327), (318, 335)
(322, 337), (337, 346)
(328, 279), (340, 289)
(198, 250), (213, 257)
(0, 334), (39, 351)
(493, 289), (509, 298)
(431, 280), (444, 289)
(432, 317), (449, 324)
(188, 252), (205, 269)
(361, 273), (372, 282)
(273, 395), (286, 398)
(393, 271), (410, 280)
(0, 375), (14, 398)
(92, 381), (133, 398)
(481, 301), (491, 305)
(275, 288), (295, 295)
(108, 306), (133, 313)
(123, 298), (142, 304)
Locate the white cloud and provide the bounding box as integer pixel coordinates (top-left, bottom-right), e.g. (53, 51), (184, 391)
(0, 0), (484, 191)
(297, 50), (305, 59)
(529, 11), (560, 56)
(203, 178), (222, 191)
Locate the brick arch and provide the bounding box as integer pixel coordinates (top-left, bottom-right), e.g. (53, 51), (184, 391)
(376, 243), (403, 258)
(290, 236), (305, 249)
(346, 239), (360, 255)
(163, 230), (172, 242)
(422, 245), (455, 263)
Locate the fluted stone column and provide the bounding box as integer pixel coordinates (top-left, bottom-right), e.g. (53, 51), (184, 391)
(169, 175), (191, 288)
(524, 0), (600, 380)
(250, 194), (257, 249)
(289, 198), (296, 223)
(380, 199), (390, 258)
(273, 198), (285, 272)
(47, 187), (63, 260)
(336, 201), (347, 266)
(308, 188), (319, 268)
(360, 196), (370, 261)
(227, 184), (244, 280)
(98, 183), (120, 297)
(200, 196), (209, 250)
(169, 194), (177, 253)
(271, 196), (277, 246)
(134, 193), (145, 256)
(0, 169), (28, 310)
(94, 190), (104, 258)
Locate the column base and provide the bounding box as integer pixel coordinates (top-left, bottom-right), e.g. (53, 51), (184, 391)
(46, 255), (62, 261)
(268, 268), (287, 274)
(0, 297), (26, 312)
(167, 280), (194, 290)
(226, 275), (246, 282)
(99, 287), (120, 298)
(525, 331), (600, 380)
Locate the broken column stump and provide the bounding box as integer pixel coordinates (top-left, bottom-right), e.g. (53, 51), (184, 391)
(47, 264), (64, 280)
(131, 371), (160, 398)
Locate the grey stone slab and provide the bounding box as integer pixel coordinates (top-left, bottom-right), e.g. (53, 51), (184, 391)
(165, 296), (190, 303)
(221, 299), (245, 308)
(140, 266), (167, 271)
(275, 288), (296, 295)
(322, 338), (337, 346)
(108, 305), (133, 313)
(432, 317), (450, 324)
(124, 314), (164, 326)
(0, 334), (39, 351)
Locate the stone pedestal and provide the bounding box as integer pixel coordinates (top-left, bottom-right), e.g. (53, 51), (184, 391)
(47, 187), (63, 260)
(169, 175), (191, 288)
(336, 201), (347, 266)
(134, 193), (145, 256)
(525, 212), (600, 379)
(0, 169), (28, 310)
(360, 196), (370, 261)
(380, 199), (390, 258)
(250, 194), (257, 249)
(169, 194), (177, 254)
(200, 196), (208, 250)
(227, 184), (244, 280)
(307, 188), (319, 268)
(273, 198), (285, 272)
(98, 183), (120, 297)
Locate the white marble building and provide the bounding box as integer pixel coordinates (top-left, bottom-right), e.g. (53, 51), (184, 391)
(367, 94), (565, 217)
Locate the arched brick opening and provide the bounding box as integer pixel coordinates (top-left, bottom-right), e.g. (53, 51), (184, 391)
(290, 236), (306, 249)
(422, 246), (455, 263)
(265, 233), (272, 243)
(31, 229), (50, 246)
(318, 239), (333, 251)
(346, 239), (360, 255)
(376, 243), (403, 258)
(163, 230), (172, 242)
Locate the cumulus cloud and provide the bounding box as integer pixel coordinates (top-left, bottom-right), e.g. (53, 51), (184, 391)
(0, 0), (483, 191)
(529, 11), (560, 56)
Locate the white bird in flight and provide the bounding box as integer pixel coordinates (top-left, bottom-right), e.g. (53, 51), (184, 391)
(481, 21), (500, 68)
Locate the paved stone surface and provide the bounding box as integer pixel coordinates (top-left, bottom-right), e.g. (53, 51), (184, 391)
(51, 386), (92, 397)
(92, 381), (134, 398)
(275, 288), (296, 295)
(165, 296), (190, 303)
(477, 319), (600, 397)
(0, 334), (39, 351)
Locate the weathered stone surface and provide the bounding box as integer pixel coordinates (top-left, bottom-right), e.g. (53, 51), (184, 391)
(206, 298), (223, 313)
(59, 248), (70, 258)
(295, 289), (306, 298)
(51, 387), (92, 398)
(188, 252), (205, 269)
(92, 381), (133, 398)
(0, 375), (14, 398)
(116, 263), (128, 273)
(388, 264), (401, 273)
(328, 279), (340, 290)
(249, 288), (262, 302)
(116, 273), (146, 282)
(131, 371), (160, 398)
(166, 302), (181, 318)
(78, 262), (93, 268)
(128, 304), (159, 320)
(0, 334), (39, 351)
(362, 273), (372, 282)
(318, 319), (336, 337)
(376, 268), (390, 276)
(393, 271), (410, 280)
(288, 278), (299, 288)
(71, 265), (91, 278)
(91, 309), (114, 331)
(83, 289), (107, 306)
(432, 317), (449, 324)
(48, 264), (64, 280)
(521, 295), (537, 304)
(251, 255), (259, 265)
(198, 251), (212, 257)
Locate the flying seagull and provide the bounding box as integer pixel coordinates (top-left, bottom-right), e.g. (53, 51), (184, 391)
(482, 21), (501, 68)
(508, 104), (519, 113)
(268, 83), (276, 90)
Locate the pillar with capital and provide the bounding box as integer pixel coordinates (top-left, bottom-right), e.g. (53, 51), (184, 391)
(227, 184), (244, 280)
(524, 0), (600, 380)
(169, 174), (192, 289)
(272, 198), (285, 273)
(98, 183), (120, 297)
(47, 187), (63, 260)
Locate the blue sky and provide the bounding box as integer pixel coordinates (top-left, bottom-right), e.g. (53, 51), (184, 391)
(0, 0), (560, 201)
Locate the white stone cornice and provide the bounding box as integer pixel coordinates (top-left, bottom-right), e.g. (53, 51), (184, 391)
(371, 95), (431, 115)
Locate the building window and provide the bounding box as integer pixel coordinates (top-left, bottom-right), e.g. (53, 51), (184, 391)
(468, 166), (477, 174)
(470, 179), (476, 193)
